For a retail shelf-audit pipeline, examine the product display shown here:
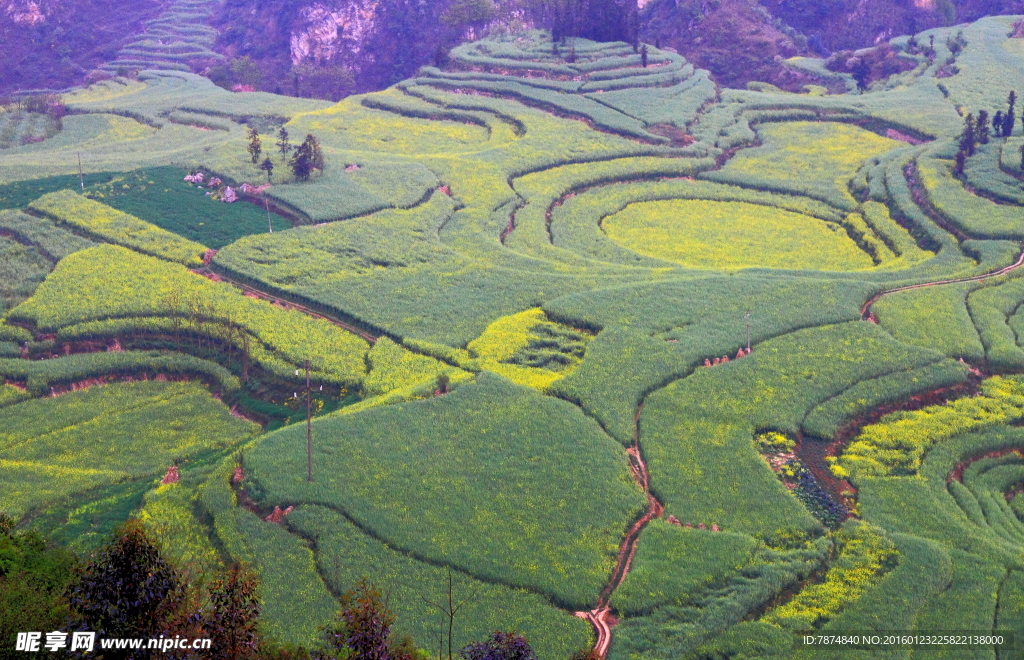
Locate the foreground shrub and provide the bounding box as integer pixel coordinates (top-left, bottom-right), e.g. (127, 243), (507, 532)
(459, 632), (537, 660)
(66, 520), (181, 650)
(0, 513), (76, 660)
(322, 578), (419, 660)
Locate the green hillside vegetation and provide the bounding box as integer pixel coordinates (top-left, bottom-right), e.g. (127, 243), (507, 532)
(244, 373), (646, 611)
(8, 245), (369, 387)
(30, 190), (209, 266)
(4, 17), (1024, 658)
(0, 380), (256, 518)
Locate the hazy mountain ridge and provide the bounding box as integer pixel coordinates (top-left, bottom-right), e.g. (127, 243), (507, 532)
(2, 0), (1024, 96)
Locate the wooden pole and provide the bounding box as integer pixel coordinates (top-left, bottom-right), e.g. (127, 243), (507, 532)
(306, 359), (313, 482)
(77, 152), (84, 190)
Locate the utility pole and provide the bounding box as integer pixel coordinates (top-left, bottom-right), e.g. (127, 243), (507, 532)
(745, 312), (751, 352)
(77, 152), (84, 190)
(305, 359), (312, 482)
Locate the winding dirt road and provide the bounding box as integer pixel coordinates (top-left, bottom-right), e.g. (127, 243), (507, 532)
(860, 248), (1024, 319)
(576, 404), (665, 657)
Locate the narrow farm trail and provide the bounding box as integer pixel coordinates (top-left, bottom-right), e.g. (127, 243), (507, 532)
(576, 403), (664, 657)
(860, 247), (1024, 319)
(192, 265), (380, 343)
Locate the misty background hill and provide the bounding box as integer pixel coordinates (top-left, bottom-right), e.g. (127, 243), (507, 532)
(2, 0), (1023, 96)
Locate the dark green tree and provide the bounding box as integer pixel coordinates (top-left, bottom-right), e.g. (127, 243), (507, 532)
(291, 65), (355, 102)
(977, 110), (989, 144)
(459, 632), (537, 660)
(1020, 142), (1024, 171)
(288, 134), (323, 182)
(289, 146), (312, 182)
(260, 157), (274, 182)
(65, 520), (181, 655)
(640, 44), (648, 68)
(960, 113), (976, 156)
(1005, 91), (1017, 137)
(276, 127), (292, 162)
(247, 127), (262, 166)
(322, 578), (418, 660)
(229, 56), (263, 90)
(202, 564), (262, 660)
(955, 149), (967, 176)
(0, 513), (76, 660)
(308, 134), (325, 173)
(995, 110), (1004, 135)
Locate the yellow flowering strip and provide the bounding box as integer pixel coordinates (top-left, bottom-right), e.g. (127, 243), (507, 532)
(363, 337), (472, 397)
(837, 376), (1024, 479)
(9, 245), (369, 385)
(460, 309), (579, 390)
(764, 520), (898, 632)
(603, 199), (875, 271)
(29, 190), (208, 266)
(467, 308), (547, 361)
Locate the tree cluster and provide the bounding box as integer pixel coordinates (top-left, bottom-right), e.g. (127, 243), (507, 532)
(246, 128), (324, 182)
(530, 0), (639, 46)
(1, 516), (562, 660)
(954, 91), (1017, 175)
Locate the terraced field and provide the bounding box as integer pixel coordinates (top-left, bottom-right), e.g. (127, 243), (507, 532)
(5, 15), (1024, 660)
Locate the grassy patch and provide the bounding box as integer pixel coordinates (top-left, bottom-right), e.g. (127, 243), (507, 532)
(245, 372), (646, 610)
(706, 122), (902, 210)
(8, 245), (369, 386)
(602, 199), (874, 271)
(610, 520), (760, 616)
(0, 380), (257, 519)
(288, 505), (593, 659)
(29, 190), (208, 266)
(0, 236), (52, 311)
(83, 166), (287, 248)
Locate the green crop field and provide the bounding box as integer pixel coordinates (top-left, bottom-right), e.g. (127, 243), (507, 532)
(602, 199), (875, 271)
(4, 15), (1024, 659)
(0, 380), (257, 518)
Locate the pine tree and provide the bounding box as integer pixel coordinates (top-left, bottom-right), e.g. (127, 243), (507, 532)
(308, 134), (324, 173)
(289, 141), (312, 181)
(246, 127), (262, 166)
(977, 110), (989, 144)
(259, 157), (274, 182)
(1020, 142), (1024, 171)
(1005, 91), (1017, 137)
(995, 110), (1004, 135)
(276, 127), (292, 162)
(640, 44), (648, 68)
(960, 113), (976, 156)
(955, 149), (967, 176)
